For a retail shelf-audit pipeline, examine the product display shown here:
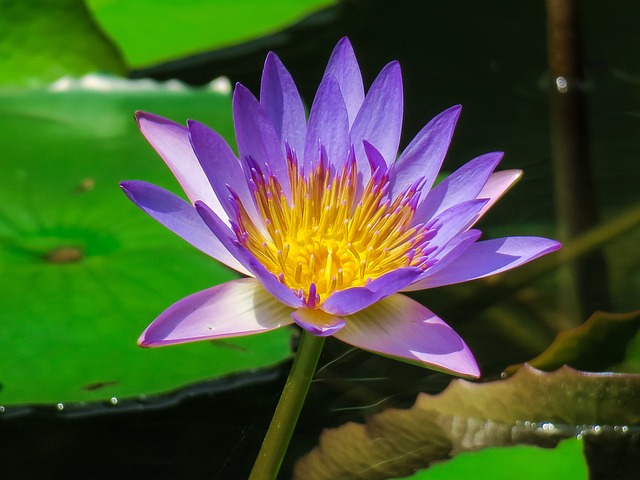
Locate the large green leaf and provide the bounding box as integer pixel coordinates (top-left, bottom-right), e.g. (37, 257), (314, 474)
(0, 0), (125, 86)
(87, 0), (336, 67)
(401, 439), (587, 480)
(0, 78), (292, 405)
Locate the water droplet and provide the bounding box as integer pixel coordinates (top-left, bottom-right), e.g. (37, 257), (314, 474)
(56, 403), (64, 411)
(541, 422), (557, 432)
(555, 76), (568, 93)
(0, 406), (5, 413)
(110, 397), (118, 405)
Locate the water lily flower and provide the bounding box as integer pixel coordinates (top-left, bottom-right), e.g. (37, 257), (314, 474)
(121, 38), (560, 378)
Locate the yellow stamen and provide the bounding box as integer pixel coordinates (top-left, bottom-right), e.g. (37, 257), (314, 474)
(233, 155), (431, 307)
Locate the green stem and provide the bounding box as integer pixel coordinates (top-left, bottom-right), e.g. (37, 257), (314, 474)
(249, 330), (325, 480)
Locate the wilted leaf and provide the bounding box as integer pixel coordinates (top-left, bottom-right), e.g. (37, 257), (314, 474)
(505, 310), (640, 375)
(294, 365), (640, 480)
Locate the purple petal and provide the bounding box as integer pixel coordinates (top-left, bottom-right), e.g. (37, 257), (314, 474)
(391, 105), (461, 197)
(187, 120), (264, 232)
(363, 140), (387, 174)
(334, 294), (479, 377)
(350, 61), (403, 180)
(195, 201), (305, 309)
(321, 267), (423, 316)
(476, 169), (523, 217)
(120, 180), (250, 275)
(417, 236), (562, 289)
(404, 229), (482, 291)
(138, 278), (293, 347)
(323, 37), (365, 126)
(233, 84), (290, 199)
(260, 52), (307, 155)
(415, 152), (504, 221)
(303, 74), (350, 170)
(291, 309), (345, 337)
(421, 199), (489, 255)
(135, 111), (220, 211)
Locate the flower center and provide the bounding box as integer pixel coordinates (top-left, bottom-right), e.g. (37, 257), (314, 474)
(231, 148), (436, 307)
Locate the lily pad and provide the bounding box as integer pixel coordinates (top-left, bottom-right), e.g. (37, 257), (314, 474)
(0, 0), (125, 86)
(294, 365), (640, 479)
(87, 0), (336, 67)
(403, 438), (587, 480)
(0, 78), (292, 405)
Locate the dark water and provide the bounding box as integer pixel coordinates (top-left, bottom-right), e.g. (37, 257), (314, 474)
(2, 0), (640, 478)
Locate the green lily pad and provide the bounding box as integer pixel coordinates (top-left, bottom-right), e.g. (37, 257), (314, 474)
(0, 78), (292, 405)
(87, 0), (336, 67)
(401, 438), (587, 480)
(0, 0), (125, 86)
(294, 365), (640, 479)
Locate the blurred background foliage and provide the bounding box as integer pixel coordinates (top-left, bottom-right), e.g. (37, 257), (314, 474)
(0, 0), (638, 479)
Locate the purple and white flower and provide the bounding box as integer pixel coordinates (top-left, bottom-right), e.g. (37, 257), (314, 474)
(121, 38), (560, 378)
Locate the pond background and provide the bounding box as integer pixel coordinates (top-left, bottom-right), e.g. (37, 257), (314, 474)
(0, 0), (638, 478)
